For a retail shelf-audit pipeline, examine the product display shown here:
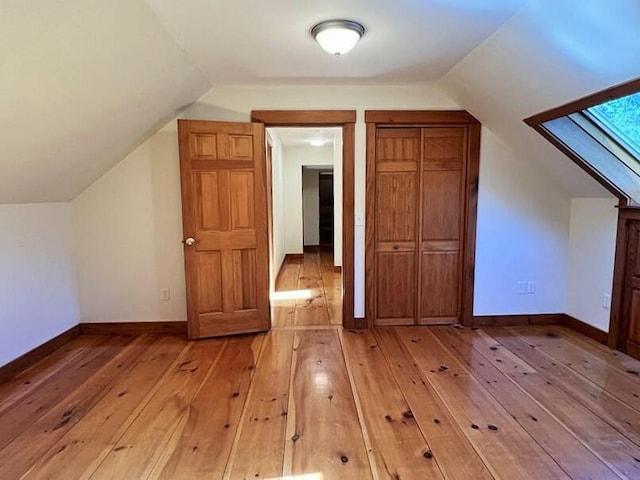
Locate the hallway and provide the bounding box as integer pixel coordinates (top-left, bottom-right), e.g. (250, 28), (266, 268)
(271, 250), (342, 328)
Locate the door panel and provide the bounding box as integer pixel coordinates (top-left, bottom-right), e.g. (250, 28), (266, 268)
(377, 252), (416, 321)
(233, 249), (258, 310)
(420, 251), (460, 322)
(179, 119), (270, 339)
(195, 172), (223, 230)
(376, 173), (416, 242)
(198, 252), (223, 314)
(419, 128), (466, 324)
(422, 170), (461, 240)
(374, 129), (421, 326)
(229, 171), (255, 229)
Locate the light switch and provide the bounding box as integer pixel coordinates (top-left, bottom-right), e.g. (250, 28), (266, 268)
(355, 213), (365, 226)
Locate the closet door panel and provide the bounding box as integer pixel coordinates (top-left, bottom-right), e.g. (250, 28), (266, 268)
(418, 128), (466, 324)
(374, 128), (421, 326)
(420, 251), (460, 323)
(377, 252), (416, 323)
(422, 170), (462, 240)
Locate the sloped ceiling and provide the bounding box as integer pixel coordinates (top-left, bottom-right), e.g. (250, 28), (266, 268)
(4, 0), (640, 203)
(440, 0), (640, 197)
(1, 0), (210, 203)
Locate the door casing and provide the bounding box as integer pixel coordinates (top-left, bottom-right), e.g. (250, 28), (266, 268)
(251, 110), (360, 329)
(364, 110), (481, 328)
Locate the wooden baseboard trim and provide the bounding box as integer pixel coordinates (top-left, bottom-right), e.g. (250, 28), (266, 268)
(303, 245), (320, 253)
(561, 314), (609, 345)
(0, 325), (80, 384)
(473, 313), (564, 327)
(79, 321), (187, 336)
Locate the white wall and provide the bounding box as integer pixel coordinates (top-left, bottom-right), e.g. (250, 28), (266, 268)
(267, 131), (286, 290)
(333, 133), (344, 266)
(566, 198), (618, 331)
(0, 204), (79, 366)
(302, 168), (320, 246)
(72, 130), (187, 323)
(281, 146), (334, 254)
(71, 84), (575, 321)
(474, 130), (570, 315)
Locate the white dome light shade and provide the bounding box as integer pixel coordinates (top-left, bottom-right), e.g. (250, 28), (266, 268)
(311, 20), (365, 56)
(309, 139), (326, 147)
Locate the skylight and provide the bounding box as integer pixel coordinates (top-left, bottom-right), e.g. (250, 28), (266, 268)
(525, 80), (640, 205)
(588, 93), (640, 157)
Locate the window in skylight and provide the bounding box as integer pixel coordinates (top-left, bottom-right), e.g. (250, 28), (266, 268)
(525, 80), (640, 205)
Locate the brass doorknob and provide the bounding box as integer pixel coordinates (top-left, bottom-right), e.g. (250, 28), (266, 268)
(184, 237), (196, 246)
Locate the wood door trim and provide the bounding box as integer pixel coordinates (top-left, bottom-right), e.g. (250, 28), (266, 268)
(251, 110), (358, 329)
(524, 77), (640, 126)
(252, 110), (356, 125)
(365, 110), (481, 327)
(609, 205), (640, 350)
(365, 110), (479, 125)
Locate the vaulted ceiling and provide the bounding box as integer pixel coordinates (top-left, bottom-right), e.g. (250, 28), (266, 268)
(3, 0), (639, 203)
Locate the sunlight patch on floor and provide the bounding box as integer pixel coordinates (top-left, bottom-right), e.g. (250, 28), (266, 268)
(271, 289), (313, 301)
(266, 474), (324, 480)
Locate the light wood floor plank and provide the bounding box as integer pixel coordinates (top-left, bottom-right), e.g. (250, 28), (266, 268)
(375, 328), (494, 480)
(547, 326), (640, 374)
(433, 326), (622, 479)
(488, 327), (640, 448)
(0, 335), (133, 452)
(225, 330), (295, 480)
(283, 329), (371, 479)
(86, 337), (227, 480)
(152, 335), (264, 479)
(0, 335), (155, 480)
(0, 335), (108, 414)
(20, 335), (188, 480)
(510, 326), (640, 412)
(271, 261), (300, 328)
(341, 329), (445, 479)
(396, 327), (570, 479)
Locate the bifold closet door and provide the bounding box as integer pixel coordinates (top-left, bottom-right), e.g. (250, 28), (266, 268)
(419, 128), (466, 324)
(373, 126), (467, 326)
(374, 128), (421, 326)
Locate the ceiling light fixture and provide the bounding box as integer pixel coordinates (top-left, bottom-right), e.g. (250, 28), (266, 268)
(311, 20), (365, 56)
(309, 139), (326, 147)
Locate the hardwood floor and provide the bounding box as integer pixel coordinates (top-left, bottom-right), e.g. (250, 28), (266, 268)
(2, 255), (640, 478)
(271, 250), (342, 328)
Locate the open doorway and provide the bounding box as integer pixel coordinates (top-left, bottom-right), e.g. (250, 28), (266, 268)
(267, 127), (343, 328)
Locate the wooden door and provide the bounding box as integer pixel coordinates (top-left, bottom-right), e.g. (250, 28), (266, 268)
(621, 222), (640, 357)
(419, 128), (466, 324)
(374, 128), (421, 326)
(318, 171), (334, 246)
(178, 120), (270, 339)
(372, 126), (468, 326)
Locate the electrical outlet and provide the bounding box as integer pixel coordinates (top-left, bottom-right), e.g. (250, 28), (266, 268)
(517, 281), (527, 295)
(161, 287), (170, 301)
(527, 281), (536, 294)
(602, 293), (611, 310)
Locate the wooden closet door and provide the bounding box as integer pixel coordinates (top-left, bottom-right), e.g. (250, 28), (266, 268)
(419, 128), (466, 324)
(374, 128), (421, 326)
